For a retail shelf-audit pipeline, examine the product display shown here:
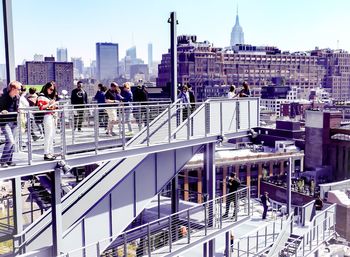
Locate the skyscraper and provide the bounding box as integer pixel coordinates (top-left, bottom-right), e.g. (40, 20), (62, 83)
(148, 43), (153, 73)
(56, 48), (68, 62)
(230, 7), (244, 47)
(71, 57), (84, 78)
(96, 42), (119, 81)
(126, 46), (137, 61)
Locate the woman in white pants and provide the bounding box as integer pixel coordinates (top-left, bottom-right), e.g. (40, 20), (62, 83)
(37, 82), (58, 161)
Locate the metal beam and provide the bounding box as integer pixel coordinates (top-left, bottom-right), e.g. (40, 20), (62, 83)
(12, 178), (23, 234)
(0, 134), (224, 180)
(287, 157), (292, 214)
(2, 0), (16, 82)
(51, 168), (63, 256)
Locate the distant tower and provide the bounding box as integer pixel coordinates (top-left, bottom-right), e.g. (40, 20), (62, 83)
(230, 6), (244, 47)
(148, 43), (153, 73)
(57, 48), (68, 62)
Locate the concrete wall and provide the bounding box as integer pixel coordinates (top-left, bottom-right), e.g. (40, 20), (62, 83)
(335, 204), (350, 241)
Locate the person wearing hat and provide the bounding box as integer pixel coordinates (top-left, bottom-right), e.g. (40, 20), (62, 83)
(260, 191), (270, 220)
(223, 172), (241, 219)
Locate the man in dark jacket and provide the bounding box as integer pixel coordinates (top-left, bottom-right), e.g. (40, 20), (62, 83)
(133, 83), (149, 130)
(0, 81), (21, 168)
(223, 172), (241, 218)
(261, 192), (270, 219)
(71, 81), (88, 131)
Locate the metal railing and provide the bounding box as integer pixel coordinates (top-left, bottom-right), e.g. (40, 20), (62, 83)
(58, 187), (250, 257)
(281, 204), (336, 257)
(231, 216), (285, 257)
(0, 98), (259, 165)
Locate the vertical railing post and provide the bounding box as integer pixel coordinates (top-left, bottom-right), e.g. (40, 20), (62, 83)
(204, 202), (208, 236)
(235, 192), (239, 221)
(248, 187), (251, 216)
(17, 113), (23, 152)
(123, 233), (127, 257)
(30, 193), (34, 223)
(256, 231), (258, 252)
(121, 106), (126, 150)
(236, 101), (240, 131)
(302, 236), (305, 256)
(61, 110), (67, 160)
(96, 241), (100, 256)
(26, 111), (32, 165)
(247, 236), (250, 257)
(187, 209), (191, 244)
(273, 221), (276, 241)
(146, 106), (150, 146)
(168, 105), (172, 143)
(94, 105), (99, 154)
(219, 197), (223, 229)
(169, 216), (172, 252)
(187, 107), (191, 140)
(205, 102), (210, 136)
(220, 101), (223, 135)
(147, 223), (151, 257)
(265, 226), (267, 247)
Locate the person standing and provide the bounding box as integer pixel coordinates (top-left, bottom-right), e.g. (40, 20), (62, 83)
(121, 82), (133, 136)
(105, 82), (123, 136)
(133, 82), (149, 130)
(37, 82), (58, 161)
(0, 81), (21, 168)
(94, 83), (107, 128)
(261, 191), (270, 220)
(71, 81), (87, 132)
(178, 85), (190, 121)
(227, 85), (236, 99)
(239, 81), (251, 97)
(223, 172), (241, 218)
(187, 84), (196, 112)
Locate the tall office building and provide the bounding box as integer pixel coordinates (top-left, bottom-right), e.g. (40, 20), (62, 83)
(126, 46), (137, 61)
(71, 57), (84, 77)
(230, 7), (244, 47)
(148, 43), (153, 73)
(96, 42), (119, 81)
(57, 48), (68, 62)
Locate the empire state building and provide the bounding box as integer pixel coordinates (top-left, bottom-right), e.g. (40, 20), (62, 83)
(230, 8), (244, 47)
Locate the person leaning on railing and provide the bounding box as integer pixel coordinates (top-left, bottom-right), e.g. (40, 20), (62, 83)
(37, 82), (58, 161)
(121, 82), (134, 136)
(105, 82), (122, 137)
(0, 81), (21, 168)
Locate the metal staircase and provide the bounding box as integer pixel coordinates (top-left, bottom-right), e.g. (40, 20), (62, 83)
(12, 98), (259, 256)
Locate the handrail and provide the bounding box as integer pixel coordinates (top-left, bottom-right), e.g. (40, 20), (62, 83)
(58, 187), (250, 257)
(267, 213), (294, 257)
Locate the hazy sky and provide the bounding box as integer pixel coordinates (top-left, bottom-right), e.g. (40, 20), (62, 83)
(1, 0), (350, 66)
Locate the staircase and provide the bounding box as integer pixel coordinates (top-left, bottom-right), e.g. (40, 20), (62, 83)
(13, 98), (259, 257)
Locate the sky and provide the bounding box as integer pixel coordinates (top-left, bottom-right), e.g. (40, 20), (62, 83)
(1, 0), (350, 66)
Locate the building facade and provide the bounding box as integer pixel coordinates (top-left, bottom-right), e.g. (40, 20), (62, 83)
(157, 35), (324, 101)
(96, 42), (119, 81)
(311, 49), (350, 100)
(16, 58), (74, 92)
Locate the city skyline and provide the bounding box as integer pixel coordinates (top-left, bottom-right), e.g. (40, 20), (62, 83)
(1, 0), (350, 66)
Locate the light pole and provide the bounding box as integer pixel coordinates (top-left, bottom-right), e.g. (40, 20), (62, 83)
(168, 12), (178, 103)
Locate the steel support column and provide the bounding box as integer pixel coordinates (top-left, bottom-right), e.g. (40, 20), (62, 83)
(287, 157), (292, 215)
(2, 0), (16, 83)
(225, 231), (231, 257)
(208, 239), (215, 257)
(51, 168), (63, 256)
(169, 11), (178, 103)
(171, 175), (179, 214)
(203, 143), (215, 228)
(12, 178), (23, 235)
